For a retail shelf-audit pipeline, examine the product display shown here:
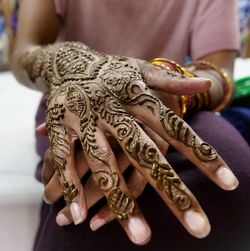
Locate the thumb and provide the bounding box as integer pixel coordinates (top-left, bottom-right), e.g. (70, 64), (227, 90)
(138, 60), (211, 95)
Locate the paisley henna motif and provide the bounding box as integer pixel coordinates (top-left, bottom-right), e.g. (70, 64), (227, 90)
(65, 83), (138, 220)
(100, 61), (218, 162)
(23, 41), (218, 215)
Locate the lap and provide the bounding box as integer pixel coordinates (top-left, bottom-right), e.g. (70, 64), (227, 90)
(34, 111), (250, 251)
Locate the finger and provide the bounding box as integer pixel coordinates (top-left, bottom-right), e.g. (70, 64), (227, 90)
(127, 169), (148, 196)
(41, 148), (56, 185)
(35, 122), (47, 136)
(142, 124), (169, 155)
(44, 174), (62, 203)
(45, 109), (87, 224)
(84, 150), (130, 209)
(138, 60), (211, 95)
(90, 205), (116, 230)
(82, 127), (151, 245)
(77, 150), (133, 212)
(56, 141), (163, 228)
(97, 98), (210, 238)
(54, 127), (164, 227)
(55, 151), (129, 227)
(123, 81), (239, 191)
(44, 140), (89, 203)
(56, 207), (73, 226)
(90, 169), (147, 231)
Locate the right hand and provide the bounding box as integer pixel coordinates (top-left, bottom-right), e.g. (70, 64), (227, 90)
(27, 42), (238, 245)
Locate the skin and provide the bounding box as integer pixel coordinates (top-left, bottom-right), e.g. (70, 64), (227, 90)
(12, 0), (238, 246)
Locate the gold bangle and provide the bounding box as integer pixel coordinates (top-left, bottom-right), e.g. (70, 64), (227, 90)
(150, 58), (195, 77)
(150, 58), (195, 119)
(188, 60), (234, 112)
(180, 95), (187, 119)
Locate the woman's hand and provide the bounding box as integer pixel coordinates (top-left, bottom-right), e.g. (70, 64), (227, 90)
(24, 42), (238, 245)
(37, 122), (167, 232)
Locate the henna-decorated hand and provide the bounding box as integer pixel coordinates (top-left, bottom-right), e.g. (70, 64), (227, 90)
(37, 122), (166, 234)
(24, 42), (238, 245)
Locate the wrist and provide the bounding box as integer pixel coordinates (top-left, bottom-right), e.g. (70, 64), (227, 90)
(21, 46), (51, 92)
(187, 61), (234, 112)
(21, 42), (92, 92)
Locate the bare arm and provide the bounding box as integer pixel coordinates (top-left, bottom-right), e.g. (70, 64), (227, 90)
(11, 0), (61, 91)
(194, 50), (237, 109)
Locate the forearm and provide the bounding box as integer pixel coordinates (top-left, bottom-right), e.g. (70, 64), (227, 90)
(183, 50), (236, 112)
(192, 50), (236, 111)
(190, 67), (232, 111)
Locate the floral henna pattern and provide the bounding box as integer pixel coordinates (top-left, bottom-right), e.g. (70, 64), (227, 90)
(46, 103), (78, 203)
(100, 67), (217, 162)
(23, 42), (217, 215)
(95, 92), (191, 210)
(64, 83), (138, 220)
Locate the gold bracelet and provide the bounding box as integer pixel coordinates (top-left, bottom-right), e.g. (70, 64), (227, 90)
(150, 58), (196, 118)
(188, 60), (234, 112)
(149, 58), (195, 77)
(179, 95), (187, 119)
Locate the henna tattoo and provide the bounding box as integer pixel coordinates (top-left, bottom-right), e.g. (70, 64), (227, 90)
(159, 105), (217, 161)
(99, 56), (143, 101)
(100, 66), (218, 162)
(95, 92), (191, 210)
(65, 84), (138, 220)
(63, 182), (78, 203)
(55, 43), (109, 82)
(46, 103), (78, 203)
(22, 47), (48, 83)
(23, 42), (217, 163)
(94, 170), (137, 220)
(46, 103), (68, 177)
(150, 163), (191, 209)
(65, 85), (90, 133)
(22, 42), (108, 87)
(23, 41), (218, 215)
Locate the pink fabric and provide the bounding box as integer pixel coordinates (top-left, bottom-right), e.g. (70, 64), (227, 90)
(53, 0), (240, 65)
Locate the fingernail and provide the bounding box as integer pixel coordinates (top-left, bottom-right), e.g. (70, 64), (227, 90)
(70, 202), (83, 225)
(35, 123), (45, 132)
(56, 213), (71, 226)
(184, 209), (210, 238)
(128, 217), (151, 245)
(90, 218), (106, 231)
(216, 166), (239, 190)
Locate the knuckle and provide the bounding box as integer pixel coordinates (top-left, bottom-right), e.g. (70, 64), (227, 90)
(130, 176), (147, 197)
(41, 166), (47, 184)
(85, 175), (103, 197)
(42, 149), (54, 184)
(44, 149), (52, 166)
(88, 147), (113, 168)
(43, 190), (53, 204)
